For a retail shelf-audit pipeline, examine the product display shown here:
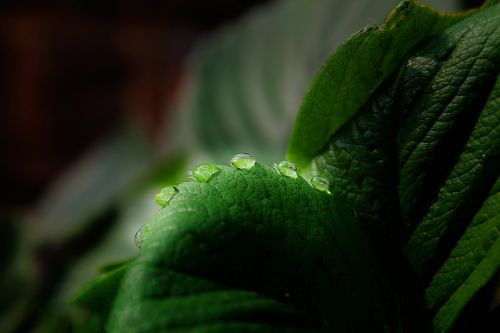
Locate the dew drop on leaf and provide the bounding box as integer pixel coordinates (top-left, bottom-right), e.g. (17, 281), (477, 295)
(134, 224), (150, 248)
(310, 176), (331, 194)
(230, 152), (256, 169)
(155, 186), (178, 207)
(191, 163), (220, 183)
(273, 160), (298, 178)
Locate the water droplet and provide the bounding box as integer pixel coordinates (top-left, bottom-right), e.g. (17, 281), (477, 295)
(155, 186), (178, 207)
(350, 26), (373, 39)
(191, 163), (220, 183)
(310, 176), (331, 194)
(134, 224), (150, 248)
(273, 160), (298, 178)
(230, 153), (255, 169)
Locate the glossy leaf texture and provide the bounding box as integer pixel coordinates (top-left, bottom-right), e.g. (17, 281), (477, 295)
(104, 164), (397, 333)
(287, 0), (476, 169)
(425, 178), (500, 333)
(401, 7), (500, 276)
(293, 3), (500, 332)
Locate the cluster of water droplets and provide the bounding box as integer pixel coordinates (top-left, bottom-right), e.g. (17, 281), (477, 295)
(136, 152), (333, 248)
(272, 160), (331, 195)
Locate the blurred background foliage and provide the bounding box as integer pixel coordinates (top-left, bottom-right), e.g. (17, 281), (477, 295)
(0, 1), (490, 332)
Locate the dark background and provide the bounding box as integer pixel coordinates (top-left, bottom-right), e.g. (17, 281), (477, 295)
(0, 0), (271, 209)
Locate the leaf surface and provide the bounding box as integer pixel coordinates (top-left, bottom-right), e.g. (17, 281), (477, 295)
(107, 163), (396, 333)
(293, 3), (500, 332)
(70, 264), (128, 333)
(426, 179), (500, 333)
(287, 0), (475, 169)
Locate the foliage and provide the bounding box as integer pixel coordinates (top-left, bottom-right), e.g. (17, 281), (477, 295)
(72, 1), (500, 332)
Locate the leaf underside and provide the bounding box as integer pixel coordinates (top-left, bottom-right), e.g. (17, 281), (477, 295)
(298, 3), (500, 332)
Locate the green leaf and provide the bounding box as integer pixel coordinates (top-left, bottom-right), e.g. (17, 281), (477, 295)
(403, 18), (500, 276)
(107, 163), (397, 332)
(403, 14), (500, 328)
(484, 0), (500, 8)
(70, 263), (128, 333)
(287, 0), (475, 169)
(295, 75), (403, 253)
(425, 178), (500, 333)
(293, 3), (500, 332)
(71, 263), (128, 311)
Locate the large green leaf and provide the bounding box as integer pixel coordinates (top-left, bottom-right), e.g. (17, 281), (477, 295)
(290, 2), (500, 332)
(394, 12), (500, 330)
(287, 0), (475, 169)
(106, 163), (397, 332)
(403, 25), (500, 276)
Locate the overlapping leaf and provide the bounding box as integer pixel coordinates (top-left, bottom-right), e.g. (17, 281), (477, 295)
(287, 0), (475, 169)
(289, 2), (499, 332)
